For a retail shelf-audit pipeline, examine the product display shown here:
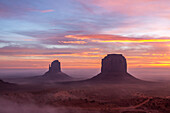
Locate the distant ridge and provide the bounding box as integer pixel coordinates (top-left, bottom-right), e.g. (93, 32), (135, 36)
(0, 79), (16, 89)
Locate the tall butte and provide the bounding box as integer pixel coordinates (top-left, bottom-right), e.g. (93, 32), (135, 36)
(43, 60), (72, 80)
(90, 54), (141, 83)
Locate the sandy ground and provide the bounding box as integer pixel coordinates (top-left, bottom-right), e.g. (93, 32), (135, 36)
(1, 79), (170, 113)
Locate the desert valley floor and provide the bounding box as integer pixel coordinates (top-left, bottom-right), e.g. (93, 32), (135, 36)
(1, 81), (170, 113)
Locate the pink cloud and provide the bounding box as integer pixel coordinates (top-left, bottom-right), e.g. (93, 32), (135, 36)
(77, 0), (170, 16)
(58, 41), (87, 44)
(65, 34), (170, 43)
(41, 9), (54, 13)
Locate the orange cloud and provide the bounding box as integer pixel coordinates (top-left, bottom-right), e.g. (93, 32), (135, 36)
(66, 34), (170, 43)
(58, 41), (87, 44)
(1, 34), (169, 73)
(65, 34), (121, 40)
(93, 39), (170, 43)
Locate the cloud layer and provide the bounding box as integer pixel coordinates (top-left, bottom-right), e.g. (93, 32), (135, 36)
(0, 0), (169, 77)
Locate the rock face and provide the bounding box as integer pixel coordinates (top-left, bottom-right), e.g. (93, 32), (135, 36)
(89, 54), (141, 83)
(101, 54), (127, 73)
(43, 60), (72, 80)
(49, 60), (61, 73)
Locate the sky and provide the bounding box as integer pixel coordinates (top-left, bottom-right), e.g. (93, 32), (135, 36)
(0, 0), (170, 79)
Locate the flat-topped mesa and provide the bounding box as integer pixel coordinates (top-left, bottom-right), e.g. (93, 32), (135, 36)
(88, 54), (142, 83)
(49, 60), (61, 73)
(101, 54), (127, 73)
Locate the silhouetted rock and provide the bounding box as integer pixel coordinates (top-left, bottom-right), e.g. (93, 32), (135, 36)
(0, 79), (16, 89)
(49, 60), (61, 73)
(0, 79), (12, 85)
(0, 79), (5, 84)
(89, 54), (141, 83)
(101, 54), (127, 73)
(43, 60), (72, 81)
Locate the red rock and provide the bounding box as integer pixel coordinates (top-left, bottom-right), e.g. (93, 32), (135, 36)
(43, 60), (72, 80)
(89, 54), (141, 83)
(101, 54), (127, 73)
(49, 60), (61, 73)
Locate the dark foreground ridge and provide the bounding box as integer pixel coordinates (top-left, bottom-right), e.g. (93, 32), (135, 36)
(0, 79), (16, 90)
(43, 60), (72, 80)
(0, 79), (12, 85)
(88, 54), (142, 83)
(0, 79), (7, 84)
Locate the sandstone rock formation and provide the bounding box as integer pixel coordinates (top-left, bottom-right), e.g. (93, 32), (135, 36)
(101, 54), (127, 73)
(49, 60), (61, 73)
(43, 60), (72, 80)
(90, 54), (141, 83)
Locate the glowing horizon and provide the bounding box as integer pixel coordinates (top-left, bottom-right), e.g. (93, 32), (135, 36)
(0, 0), (170, 77)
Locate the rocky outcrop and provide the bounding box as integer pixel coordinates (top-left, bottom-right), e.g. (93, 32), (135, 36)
(89, 54), (141, 83)
(101, 54), (127, 73)
(43, 60), (72, 80)
(49, 60), (61, 73)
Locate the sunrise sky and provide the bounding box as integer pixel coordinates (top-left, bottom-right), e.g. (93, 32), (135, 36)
(0, 0), (170, 79)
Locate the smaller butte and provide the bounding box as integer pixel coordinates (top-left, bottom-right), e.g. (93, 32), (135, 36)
(43, 60), (72, 80)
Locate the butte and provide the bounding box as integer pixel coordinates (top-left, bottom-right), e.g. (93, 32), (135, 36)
(42, 60), (72, 81)
(88, 54), (142, 83)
